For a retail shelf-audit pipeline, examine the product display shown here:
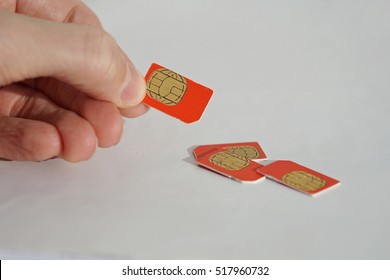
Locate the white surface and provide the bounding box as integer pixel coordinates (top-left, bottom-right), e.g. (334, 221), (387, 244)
(1, 0), (390, 259)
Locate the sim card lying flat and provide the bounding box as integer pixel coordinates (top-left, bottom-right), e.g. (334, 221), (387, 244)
(142, 63), (213, 123)
(257, 160), (340, 196)
(195, 147), (265, 183)
(193, 142), (267, 160)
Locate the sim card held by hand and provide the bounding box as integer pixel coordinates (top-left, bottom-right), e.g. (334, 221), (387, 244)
(142, 63), (213, 123)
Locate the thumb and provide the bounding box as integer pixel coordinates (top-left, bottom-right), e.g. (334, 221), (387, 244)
(0, 9), (145, 108)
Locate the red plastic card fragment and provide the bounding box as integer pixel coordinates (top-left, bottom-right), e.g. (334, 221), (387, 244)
(142, 63), (213, 123)
(196, 148), (265, 183)
(193, 142), (267, 160)
(257, 160), (340, 196)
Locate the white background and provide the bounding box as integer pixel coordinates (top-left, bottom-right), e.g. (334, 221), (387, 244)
(1, 0), (390, 259)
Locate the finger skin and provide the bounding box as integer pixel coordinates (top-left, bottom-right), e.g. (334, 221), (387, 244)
(0, 116), (61, 161)
(0, 1), (148, 161)
(0, 84), (97, 162)
(26, 77), (148, 134)
(0, 0), (101, 26)
(46, 109), (98, 162)
(0, 9), (145, 108)
(120, 103), (150, 118)
(26, 77), (124, 147)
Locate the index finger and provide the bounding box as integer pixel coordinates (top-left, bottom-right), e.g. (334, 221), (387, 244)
(0, 10), (145, 108)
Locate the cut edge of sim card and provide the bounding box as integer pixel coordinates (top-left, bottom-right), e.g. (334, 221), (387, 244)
(195, 147), (266, 183)
(177, 89), (214, 124)
(256, 160), (340, 197)
(262, 174), (340, 197)
(193, 142), (267, 160)
(197, 160), (266, 184)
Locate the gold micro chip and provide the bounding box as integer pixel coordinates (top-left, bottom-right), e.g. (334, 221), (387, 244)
(209, 152), (250, 171)
(146, 68), (188, 106)
(225, 146), (261, 159)
(282, 171), (326, 192)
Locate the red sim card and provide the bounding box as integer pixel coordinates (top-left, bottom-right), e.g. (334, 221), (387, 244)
(193, 142), (267, 160)
(257, 160), (340, 196)
(142, 63), (213, 123)
(196, 148), (265, 183)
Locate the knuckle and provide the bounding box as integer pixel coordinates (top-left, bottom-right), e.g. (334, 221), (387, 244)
(0, 118), (60, 161)
(81, 26), (120, 85)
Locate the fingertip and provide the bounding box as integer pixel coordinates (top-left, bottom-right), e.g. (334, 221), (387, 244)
(56, 114), (98, 162)
(92, 102), (123, 148)
(59, 135), (97, 162)
(120, 103), (150, 118)
(27, 122), (62, 161)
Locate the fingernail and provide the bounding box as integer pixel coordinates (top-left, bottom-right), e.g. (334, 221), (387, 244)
(119, 62), (146, 107)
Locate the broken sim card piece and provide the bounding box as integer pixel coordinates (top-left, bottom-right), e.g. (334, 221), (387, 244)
(193, 142), (267, 160)
(195, 147), (265, 183)
(257, 160), (340, 196)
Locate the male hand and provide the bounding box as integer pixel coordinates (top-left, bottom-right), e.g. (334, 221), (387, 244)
(0, 0), (148, 162)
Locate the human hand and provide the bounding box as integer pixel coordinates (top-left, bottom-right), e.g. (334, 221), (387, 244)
(0, 0), (148, 162)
